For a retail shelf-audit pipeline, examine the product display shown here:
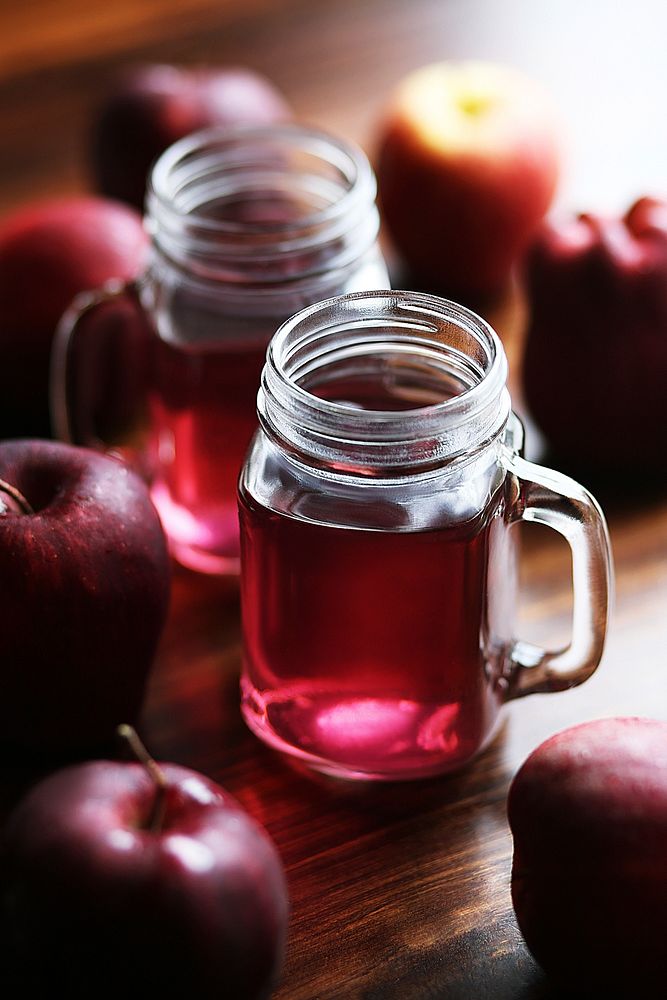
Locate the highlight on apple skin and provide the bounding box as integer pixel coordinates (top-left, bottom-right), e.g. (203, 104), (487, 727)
(90, 63), (293, 209)
(0, 196), (148, 439)
(522, 196), (667, 475)
(0, 439), (171, 753)
(376, 61), (560, 299)
(507, 717), (667, 996)
(0, 759), (289, 999)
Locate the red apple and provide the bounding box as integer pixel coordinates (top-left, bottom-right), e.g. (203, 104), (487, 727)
(522, 197), (667, 474)
(90, 64), (292, 209)
(0, 197), (148, 438)
(0, 754), (288, 997)
(376, 61), (560, 298)
(508, 717), (667, 995)
(0, 440), (170, 752)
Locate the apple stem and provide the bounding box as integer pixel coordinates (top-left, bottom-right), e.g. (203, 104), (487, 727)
(0, 478), (34, 516)
(117, 724), (168, 834)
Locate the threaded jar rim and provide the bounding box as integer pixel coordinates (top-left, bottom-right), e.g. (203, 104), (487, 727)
(259, 290), (510, 475)
(145, 124), (379, 281)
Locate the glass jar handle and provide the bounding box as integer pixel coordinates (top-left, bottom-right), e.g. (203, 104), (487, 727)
(50, 279), (153, 477)
(501, 450), (613, 699)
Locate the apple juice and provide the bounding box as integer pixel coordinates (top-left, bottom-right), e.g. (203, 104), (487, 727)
(137, 126), (389, 574)
(239, 290), (612, 779)
(240, 491), (512, 779)
(148, 327), (268, 574)
(239, 362), (516, 779)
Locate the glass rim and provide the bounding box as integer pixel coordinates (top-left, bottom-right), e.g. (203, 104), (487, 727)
(259, 290), (511, 471)
(146, 122), (376, 239)
(267, 290), (506, 424)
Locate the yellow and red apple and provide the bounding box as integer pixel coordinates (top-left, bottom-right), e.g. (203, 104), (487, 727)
(376, 61), (560, 298)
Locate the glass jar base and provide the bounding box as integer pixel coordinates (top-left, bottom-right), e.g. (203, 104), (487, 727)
(241, 682), (499, 781)
(151, 484), (241, 575)
(170, 540), (240, 576)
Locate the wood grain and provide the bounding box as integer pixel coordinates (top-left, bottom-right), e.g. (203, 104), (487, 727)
(2, 1), (667, 997)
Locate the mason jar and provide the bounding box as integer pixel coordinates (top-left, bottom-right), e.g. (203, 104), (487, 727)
(52, 124), (389, 574)
(239, 290), (612, 781)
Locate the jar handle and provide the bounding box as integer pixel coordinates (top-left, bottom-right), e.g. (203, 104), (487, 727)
(501, 450), (613, 699)
(50, 279), (153, 477)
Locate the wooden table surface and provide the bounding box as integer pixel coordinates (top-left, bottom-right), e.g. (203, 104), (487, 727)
(2, 2), (667, 997)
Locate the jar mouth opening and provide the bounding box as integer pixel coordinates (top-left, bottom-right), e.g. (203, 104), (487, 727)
(268, 291), (505, 424)
(286, 336), (485, 421)
(260, 291), (510, 472)
(146, 123), (375, 245)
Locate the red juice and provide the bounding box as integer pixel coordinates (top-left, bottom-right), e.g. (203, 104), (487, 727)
(143, 191), (360, 573)
(239, 475), (515, 780)
(148, 330), (268, 574)
(238, 290), (525, 778)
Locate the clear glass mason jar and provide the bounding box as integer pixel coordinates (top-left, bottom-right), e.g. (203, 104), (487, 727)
(239, 291), (613, 781)
(51, 124), (389, 574)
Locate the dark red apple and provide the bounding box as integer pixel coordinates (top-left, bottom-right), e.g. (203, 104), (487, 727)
(0, 197), (148, 438)
(508, 717), (667, 995)
(0, 754), (288, 997)
(376, 61), (560, 299)
(0, 440), (170, 752)
(522, 197), (667, 475)
(90, 64), (292, 209)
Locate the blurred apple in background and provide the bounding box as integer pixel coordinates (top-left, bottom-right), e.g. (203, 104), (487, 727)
(0, 440), (170, 754)
(376, 61), (560, 300)
(522, 197), (667, 476)
(90, 64), (293, 210)
(0, 197), (148, 439)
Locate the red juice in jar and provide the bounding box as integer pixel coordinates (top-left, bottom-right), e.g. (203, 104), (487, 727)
(139, 126), (388, 574)
(148, 328), (268, 574)
(238, 290), (612, 780)
(240, 366), (517, 779)
(145, 188), (301, 572)
(240, 490), (513, 778)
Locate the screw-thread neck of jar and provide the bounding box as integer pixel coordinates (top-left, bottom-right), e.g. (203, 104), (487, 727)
(259, 290), (511, 477)
(144, 124), (380, 289)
